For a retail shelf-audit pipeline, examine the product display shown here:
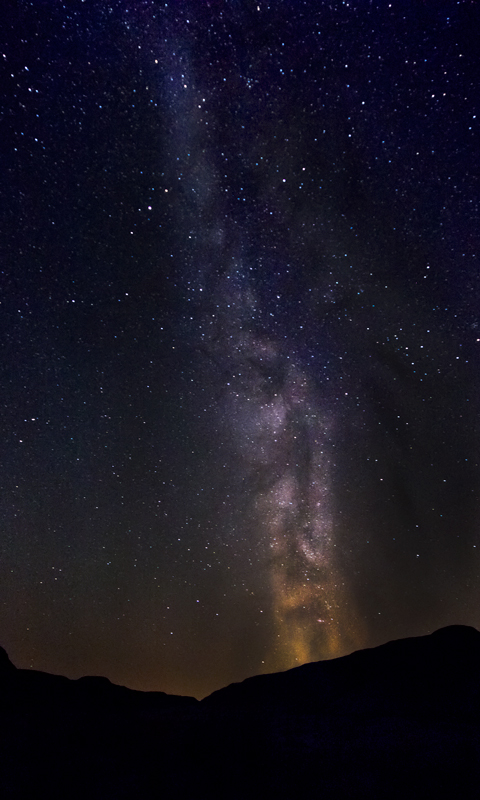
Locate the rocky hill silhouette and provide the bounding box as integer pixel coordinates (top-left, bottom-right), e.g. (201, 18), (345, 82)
(1, 626), (479, 798)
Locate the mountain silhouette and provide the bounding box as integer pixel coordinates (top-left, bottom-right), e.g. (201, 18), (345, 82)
(1, 626), (479, 798)
(204, 624), (480, 718)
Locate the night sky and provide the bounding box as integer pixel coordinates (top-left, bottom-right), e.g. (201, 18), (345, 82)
(1, 0), (479, 699)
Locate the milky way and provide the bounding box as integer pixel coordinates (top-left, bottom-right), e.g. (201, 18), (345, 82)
(164, 42), (364, 666)
(199, 263), (361, 667)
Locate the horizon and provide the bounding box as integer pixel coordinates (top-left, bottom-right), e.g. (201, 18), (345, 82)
(3, 623), (479, 701)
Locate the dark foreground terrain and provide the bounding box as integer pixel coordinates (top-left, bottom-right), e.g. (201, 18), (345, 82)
(1, 626), (480, 798)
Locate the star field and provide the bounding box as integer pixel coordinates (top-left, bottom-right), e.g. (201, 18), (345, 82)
(1, 0), (479, 698)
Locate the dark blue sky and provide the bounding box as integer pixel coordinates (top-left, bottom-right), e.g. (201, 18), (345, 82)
(1, 0), (479, 698)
